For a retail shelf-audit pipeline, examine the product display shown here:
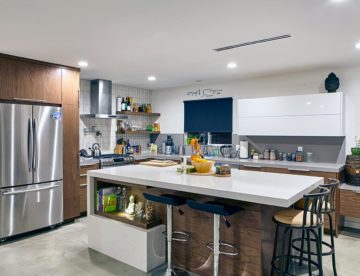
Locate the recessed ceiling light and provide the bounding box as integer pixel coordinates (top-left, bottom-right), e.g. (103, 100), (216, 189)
(78, 61), (88, 67)
(147, 76), (156, 81)
(355, 42), (360, 49)
(330, 0), (347, 3)
(227, 62), (237, 69)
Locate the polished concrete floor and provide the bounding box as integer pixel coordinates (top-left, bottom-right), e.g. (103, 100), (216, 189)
(0, 218), (359, 276)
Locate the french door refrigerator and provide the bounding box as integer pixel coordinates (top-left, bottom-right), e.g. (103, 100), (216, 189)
(0, 103), (63, 240)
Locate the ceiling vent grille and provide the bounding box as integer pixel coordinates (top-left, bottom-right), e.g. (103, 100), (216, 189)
(213, 34), (292, 52)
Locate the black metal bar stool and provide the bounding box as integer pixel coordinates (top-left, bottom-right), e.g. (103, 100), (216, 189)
(293, 178), (340, 276)
(186, 199), (243, 276)
(271, 187), (330, 276)
(143, 193), (190, 276)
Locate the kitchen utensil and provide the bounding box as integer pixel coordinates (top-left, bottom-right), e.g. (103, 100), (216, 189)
(239, 140), (249, 159)
(220, 145), (232, 158)
(139, 160), (178, 167)
(92, 143), (101, 157)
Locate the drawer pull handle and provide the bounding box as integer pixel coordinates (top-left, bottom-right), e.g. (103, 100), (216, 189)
(14, 98), (47, 103)
(288, 168), (310, 172)
(80, 174), (87, 177)
(80, 184), (87, 188)
(243, 165), (262, 168)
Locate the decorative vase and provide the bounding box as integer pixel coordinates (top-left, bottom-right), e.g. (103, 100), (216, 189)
(325, 72), (340, 93)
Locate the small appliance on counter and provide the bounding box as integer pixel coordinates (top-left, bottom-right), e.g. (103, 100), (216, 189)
(165, 135), (174, 155)
(220, 145), (234, 158)
(239, 140), (249, 159)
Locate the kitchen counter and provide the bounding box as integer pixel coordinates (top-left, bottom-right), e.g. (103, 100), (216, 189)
(133, 153), (345, 173)
(88, 165), (322, 208)
(80, 152), (344, 172)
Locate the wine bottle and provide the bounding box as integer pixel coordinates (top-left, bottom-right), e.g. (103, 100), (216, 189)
(121, 97), (126, 111)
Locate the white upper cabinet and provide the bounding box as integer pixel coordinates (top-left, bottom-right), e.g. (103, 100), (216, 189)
(237, 92), (344, 136)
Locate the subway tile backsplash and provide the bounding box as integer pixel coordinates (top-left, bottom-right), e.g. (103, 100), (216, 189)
(79, 79), (154, 152)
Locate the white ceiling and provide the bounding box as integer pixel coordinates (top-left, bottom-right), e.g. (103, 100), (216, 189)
(1, 0), (360, 89)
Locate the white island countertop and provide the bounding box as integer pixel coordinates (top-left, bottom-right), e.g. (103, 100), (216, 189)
(88, 165), (323, 208)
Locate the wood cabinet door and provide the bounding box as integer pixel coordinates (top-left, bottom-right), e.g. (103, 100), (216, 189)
(0, 57), (62, 104)
(340, 189), (360, 218)
(63, 104), (80, 220)
(61, 68), (80, 105)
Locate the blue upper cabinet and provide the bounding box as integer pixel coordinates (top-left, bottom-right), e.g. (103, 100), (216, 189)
(184, 97), (233, 133)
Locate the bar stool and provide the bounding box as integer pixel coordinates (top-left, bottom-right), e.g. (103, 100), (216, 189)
(293, 178), (340, 276)
(187, 199), (243, 276)
(143, 193), (190, 276)
(271, 187), (330, 276)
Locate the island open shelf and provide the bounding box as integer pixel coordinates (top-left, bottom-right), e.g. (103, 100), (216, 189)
(93, 178), (163, 230)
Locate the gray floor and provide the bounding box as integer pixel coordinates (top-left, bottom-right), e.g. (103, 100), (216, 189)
(0, 218), (359, 276)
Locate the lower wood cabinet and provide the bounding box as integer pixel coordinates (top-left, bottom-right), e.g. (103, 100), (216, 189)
(80, 164), (99, 214)
(340, 189), (360, 219)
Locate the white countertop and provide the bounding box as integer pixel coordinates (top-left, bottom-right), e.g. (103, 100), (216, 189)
(80, 153), (344, 173)
(133, 153), (344, 173)
(88, 165), (323, 207)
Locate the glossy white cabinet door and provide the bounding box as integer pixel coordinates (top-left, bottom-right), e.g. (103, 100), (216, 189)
(237, 92), (344, 136)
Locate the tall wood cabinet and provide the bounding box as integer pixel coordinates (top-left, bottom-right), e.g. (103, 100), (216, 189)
(62, 68), (80, 220)
(0, 54), (81, 221)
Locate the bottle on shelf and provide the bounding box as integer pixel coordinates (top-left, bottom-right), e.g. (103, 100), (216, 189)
(116, 186), (122, 212)
(121, 97), (127, 111)
(126, 97), (131, 111)
(116, 97), (122, 112)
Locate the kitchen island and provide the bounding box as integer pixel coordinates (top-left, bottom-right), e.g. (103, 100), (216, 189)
(87, 165), (323, 275)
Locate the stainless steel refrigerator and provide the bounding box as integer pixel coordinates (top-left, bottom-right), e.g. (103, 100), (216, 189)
(0, 103), (63, 240)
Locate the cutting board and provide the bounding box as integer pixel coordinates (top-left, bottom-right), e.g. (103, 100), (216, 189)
(139, 160), (178, 167)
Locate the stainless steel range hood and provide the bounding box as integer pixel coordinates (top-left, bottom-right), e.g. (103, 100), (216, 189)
(80, 79), (128, 119)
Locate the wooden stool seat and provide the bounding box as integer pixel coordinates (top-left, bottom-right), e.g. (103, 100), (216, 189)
(274, 209), (319, 227)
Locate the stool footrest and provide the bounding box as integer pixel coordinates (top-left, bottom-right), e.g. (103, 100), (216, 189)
(207, 241), (239, 256)
(163, 230), (190, 243)
(292, 237), (334, 256)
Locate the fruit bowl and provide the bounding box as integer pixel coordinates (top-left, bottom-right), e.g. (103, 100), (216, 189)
(191, 160), (215, 173)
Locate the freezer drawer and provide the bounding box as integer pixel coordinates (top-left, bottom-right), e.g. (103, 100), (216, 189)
(0, 181), (63, 239)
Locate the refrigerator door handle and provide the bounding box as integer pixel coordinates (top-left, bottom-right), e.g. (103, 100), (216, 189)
(27, 118), (33, 172)
(32, 119), (38, 172)
(1, 184), (60, 196)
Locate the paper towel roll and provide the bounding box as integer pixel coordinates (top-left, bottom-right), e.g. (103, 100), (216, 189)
(239, 140), (249, 159)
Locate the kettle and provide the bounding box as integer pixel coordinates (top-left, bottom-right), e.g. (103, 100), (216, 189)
(91, 143), (102, 157)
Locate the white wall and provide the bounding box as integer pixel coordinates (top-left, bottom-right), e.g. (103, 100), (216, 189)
(152, 65), (360, 154)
